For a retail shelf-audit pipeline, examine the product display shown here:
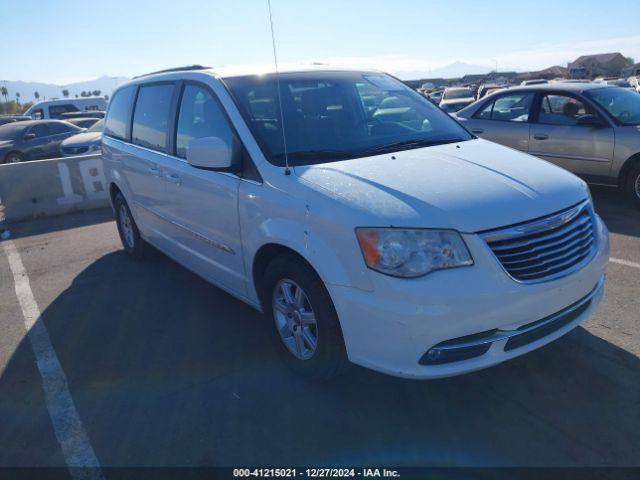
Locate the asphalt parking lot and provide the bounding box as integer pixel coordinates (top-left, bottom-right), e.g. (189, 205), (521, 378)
(0, 186), (638, 471)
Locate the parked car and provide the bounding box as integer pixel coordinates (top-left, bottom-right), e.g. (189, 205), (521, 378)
(63, 117), (102, 129)
(455, 83), (640, 207)
(520, 79), (549, 86)
(426, 90), (443, 104)
(439, 87), (475, 113)
(60, 119), (103, 156)
(476, 84), (504, 100)
(103, 66), (608, 380)
(23, 97), (107, 120)
(0, 120), (82, 163)
(58, 110), (106, 120)
(0, 115), (31, 126)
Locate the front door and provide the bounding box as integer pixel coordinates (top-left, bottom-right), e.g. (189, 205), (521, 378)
(24, 123), (53, 159)
(159, 82), (246, 296)
(529, 92), (614, 178)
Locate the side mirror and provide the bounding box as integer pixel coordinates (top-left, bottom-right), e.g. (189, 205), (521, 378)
(186, 136), (237, 171)
(23, 133), (36, 141)
(576, 114), (605, 127)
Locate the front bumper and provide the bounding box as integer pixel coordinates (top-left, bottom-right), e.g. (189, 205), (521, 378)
(328, 214), (609, 379)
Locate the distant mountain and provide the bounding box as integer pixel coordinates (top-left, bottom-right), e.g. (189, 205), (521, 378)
(0, 76), (130, 103)
(427, 62), (493, 79)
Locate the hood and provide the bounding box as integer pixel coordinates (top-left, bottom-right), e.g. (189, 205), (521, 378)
(295, 139), (588, 232)
(61, 131), (102, 147)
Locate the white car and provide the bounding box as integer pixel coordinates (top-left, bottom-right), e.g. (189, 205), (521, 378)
(103, 66), (609, 380)
(60, 119), (103, 157)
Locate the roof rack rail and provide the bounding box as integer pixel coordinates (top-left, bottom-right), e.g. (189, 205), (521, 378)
(133, 65), (212, 79)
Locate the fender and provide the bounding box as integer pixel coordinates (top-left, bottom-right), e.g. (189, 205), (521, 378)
(239, 182), (375, 305)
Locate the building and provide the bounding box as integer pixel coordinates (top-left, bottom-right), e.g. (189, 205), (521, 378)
(623, 62), (640, 78)
(515, 66), (569, 83)
(568, 53), (629, 79)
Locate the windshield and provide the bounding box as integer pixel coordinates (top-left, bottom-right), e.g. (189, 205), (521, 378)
(443, 88), (473, 100)
(86, 119), (104, 133)
(585, 87), (640, 126)
(223, 72), (472, 166)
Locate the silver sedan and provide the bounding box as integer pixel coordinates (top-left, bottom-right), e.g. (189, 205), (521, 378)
(455, 83), (640, 208)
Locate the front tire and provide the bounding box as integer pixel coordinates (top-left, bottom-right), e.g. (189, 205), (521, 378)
(114, 193), (147, 260)
(262, 254), (349, 380)
(3, 152), (23, 164)
(624, 162), (640, 209)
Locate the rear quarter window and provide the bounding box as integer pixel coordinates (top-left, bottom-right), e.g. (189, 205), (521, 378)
(104, 86), (136, 141)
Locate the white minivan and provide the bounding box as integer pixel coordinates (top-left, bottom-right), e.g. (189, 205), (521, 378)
(102, 66), (609, 380)
(24, 97), (107, 120)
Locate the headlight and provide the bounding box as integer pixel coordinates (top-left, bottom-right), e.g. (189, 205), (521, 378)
(356, 228), (473, 278)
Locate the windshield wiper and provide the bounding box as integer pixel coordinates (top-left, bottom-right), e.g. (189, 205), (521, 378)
(358, 138), (465, 156)
(272, 149), (355, 164)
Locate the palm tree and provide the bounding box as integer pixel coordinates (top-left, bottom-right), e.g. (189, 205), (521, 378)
(62, 89), (69, 98)
(34, 91), (40, 102)
(15, 92), (21, 105)
(0, 86), (7, 103)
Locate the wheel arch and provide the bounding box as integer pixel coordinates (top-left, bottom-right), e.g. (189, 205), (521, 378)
(619, 152), (640, 187)
(252, 243), (320, 309)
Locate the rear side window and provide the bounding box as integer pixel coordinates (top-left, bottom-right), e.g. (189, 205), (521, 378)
(48, 104), (79, 119)
(132, 84), (175, 153)
(104, 86), (136, 141)
(475, 92), (534, 122)
(29, 124), (50, 138)
(175, 84), (237, 158)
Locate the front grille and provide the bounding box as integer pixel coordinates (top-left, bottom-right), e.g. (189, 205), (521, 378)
(63, 146), (89, 155)
(480, 201), (596, 283)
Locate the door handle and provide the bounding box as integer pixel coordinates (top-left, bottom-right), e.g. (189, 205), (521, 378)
(149, 165), (161, 176)
(164, 173), (182, 185)
(471, 128), (484, 134)
(533, 133), (549, 140)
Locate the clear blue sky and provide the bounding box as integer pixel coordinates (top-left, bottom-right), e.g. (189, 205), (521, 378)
(2, 0), (639, 83)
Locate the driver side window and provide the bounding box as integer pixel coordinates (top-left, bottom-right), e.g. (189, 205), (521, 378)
(537, 94), (591, 126)
(175, 84), (237, 159)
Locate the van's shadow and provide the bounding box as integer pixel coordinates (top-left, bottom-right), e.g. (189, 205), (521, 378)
(1, 247), (639, 468)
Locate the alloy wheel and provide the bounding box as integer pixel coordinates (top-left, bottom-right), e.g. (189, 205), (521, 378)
(272, 279), (319, 360)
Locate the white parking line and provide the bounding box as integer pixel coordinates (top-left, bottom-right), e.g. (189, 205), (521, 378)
(3, 240), (104, 480)
(610, 257), (640, 269)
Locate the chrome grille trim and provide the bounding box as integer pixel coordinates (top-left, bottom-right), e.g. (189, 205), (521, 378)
(479, 200), (597, 283)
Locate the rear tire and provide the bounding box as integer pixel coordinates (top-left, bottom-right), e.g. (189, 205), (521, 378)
(624, 162), (640, 210)
(3, 152), (23, 164)
(114, 193), (147, 260)
(261, 254), (349, 380)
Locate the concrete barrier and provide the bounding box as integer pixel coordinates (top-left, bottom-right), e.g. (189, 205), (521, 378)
(0, 154), (110, 223)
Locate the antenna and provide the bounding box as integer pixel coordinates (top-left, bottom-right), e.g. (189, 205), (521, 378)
(267, 0), (291, 175)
